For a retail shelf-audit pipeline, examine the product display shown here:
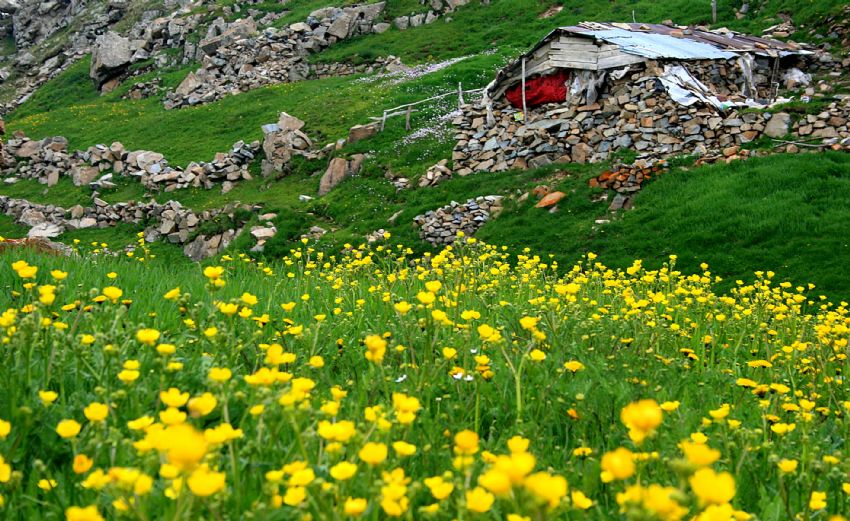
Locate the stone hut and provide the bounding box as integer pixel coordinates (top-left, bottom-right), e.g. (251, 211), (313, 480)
(451, 22), (815, 173)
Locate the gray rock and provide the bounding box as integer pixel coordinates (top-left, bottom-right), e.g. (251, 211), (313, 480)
(175, 72), (202, 96)
(90, 32), (133, 88)
(764, 112), (791, 138)
(28, 223), (63, 238)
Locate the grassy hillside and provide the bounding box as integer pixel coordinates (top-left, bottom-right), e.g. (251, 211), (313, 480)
(1, 0), (849, 299)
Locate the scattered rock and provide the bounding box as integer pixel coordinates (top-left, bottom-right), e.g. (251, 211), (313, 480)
(535, 191), (566, 208)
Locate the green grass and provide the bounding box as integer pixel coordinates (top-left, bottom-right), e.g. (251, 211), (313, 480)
(476, 152), (850, 300)
(0, 226), (847, 519)
(0, 178), (92, 208)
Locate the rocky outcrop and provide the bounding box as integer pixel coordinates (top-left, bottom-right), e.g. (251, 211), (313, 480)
(451, 61), (850, 175)
(162, 0), (488, 109)
(11, 0), (95, 49)
(413, 196), (503, 245)
(0, 0), (185, 115)
(163, 3), (389, 109)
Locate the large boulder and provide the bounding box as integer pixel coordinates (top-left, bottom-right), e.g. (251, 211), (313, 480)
(327, 12), (355, 39)
(278, 112), (305, 132)
(319, 158), (350, 196)
(90, 32), (133, 88)
(318, 155), (364, 196)
(0, 0), (20, 14)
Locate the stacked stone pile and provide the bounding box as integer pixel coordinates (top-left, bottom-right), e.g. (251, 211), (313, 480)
(0, 135), (71, 187)
(123, 79), (163, 100)
(418, 160), (452, 187)
(261, 112), (316, 176)
(1, 134), (260, 192)
(413, 196), (503, 245)
(137, 140), (260, 193)
(451, 61), (850, 175)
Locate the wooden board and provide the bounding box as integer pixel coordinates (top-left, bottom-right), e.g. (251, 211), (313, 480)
(597, 54), (645, 69)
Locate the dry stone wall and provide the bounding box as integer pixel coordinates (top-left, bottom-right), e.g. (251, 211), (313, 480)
(451, 61), (850, 175)
(1, 133), (260, 193)
(0, 195), (254, 260)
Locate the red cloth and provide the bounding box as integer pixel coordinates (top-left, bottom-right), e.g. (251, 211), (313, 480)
(505, 70), (570, 108)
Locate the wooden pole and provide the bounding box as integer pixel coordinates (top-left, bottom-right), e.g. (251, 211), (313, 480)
(405, 105), (412, 131)
(380, 110), (387, 132)
(711, 0), (717, 23)
(521, 58), (527, 124)
(457, 82), (465, 108)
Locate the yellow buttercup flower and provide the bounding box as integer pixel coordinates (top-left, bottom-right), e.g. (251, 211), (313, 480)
(690, 468), (736, 505)
(56, 419), (82, 439)
(809, 491), (827, 510)
(600, 448), (635, 482)
(187, 466), (226, 497)
(364, 335), (387, 363)
(680, 440), (720, 467)
(135, 328), (160, 346)
(621, 399), (663, 444)
(465, 487), (494, 513)
(330, 461), (358, 481)
(83, 402), (109, 422)
(65, 505), (105, 521)
(359, 442), (388, 466)
(777, 459), (798, 473)
(344, 497), (368, 516)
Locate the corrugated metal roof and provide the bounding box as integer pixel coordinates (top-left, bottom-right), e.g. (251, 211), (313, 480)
(565, 22), (804, 58)
(567, 27), (738, 60)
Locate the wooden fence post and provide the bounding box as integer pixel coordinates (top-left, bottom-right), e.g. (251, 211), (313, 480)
(521, 58), (527, 124)
(380, 110), (387, 132)
(458, 82), (465, 108)
(405, 105), (412, 131)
